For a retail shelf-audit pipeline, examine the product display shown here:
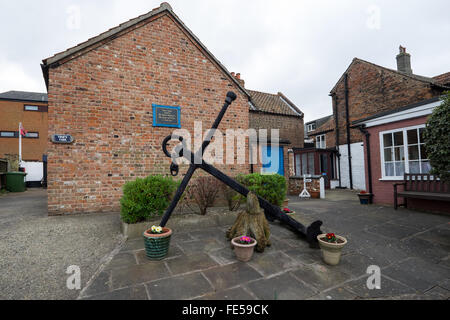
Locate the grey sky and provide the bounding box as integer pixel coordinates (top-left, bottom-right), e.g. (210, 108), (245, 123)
(0, 0), (449, 122)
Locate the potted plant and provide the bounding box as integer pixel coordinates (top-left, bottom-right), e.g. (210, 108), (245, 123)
(310, 188), (320, 199)
(317, 233), (347, 265)
(231, 236), (258, 262)
(357, 191), (373, 205)
(143, 225), (173, 261)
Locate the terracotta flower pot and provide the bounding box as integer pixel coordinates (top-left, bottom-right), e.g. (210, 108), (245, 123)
(143, 227), (173, 261)
(231, 236), (257, 262)
(310, 191), (320, 199)
(317, 234), (347, 266)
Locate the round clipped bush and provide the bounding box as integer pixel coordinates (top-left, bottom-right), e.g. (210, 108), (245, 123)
(237, 173), (287, 206)
(120, 175), (179, 224)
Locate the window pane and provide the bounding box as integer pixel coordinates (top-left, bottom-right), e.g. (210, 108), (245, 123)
(384, 148), (393, 161)
(420, 144), (428, 160)
(394, 132), (404, 146)
(1, 132), (14, 137)
(394, 146), (404, 161)
(395, 162), (405, 176)
(25, 105), (39, 111)
(409, 161), (420, 173)
(407, 129), (418, 145)
(385, 163), (395, 176)
(308, 153), (315, 174)
(301, 153), (307, 175)
(421, 161), (431, 174)
(25, 132), (38, 138)
(295, 155), (301, 176)
(383, 133), (393, 147)
(419, 128), (425, 143)
(408, 145), (419, 160)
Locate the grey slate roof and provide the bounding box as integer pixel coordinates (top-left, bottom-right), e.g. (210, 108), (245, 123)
(0, 91), (48, 103)
(305, 114), (333, 127)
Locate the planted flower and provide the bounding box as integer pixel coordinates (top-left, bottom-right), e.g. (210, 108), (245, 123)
(236, 236), (255, 245)
(150, 225), (163, 234)
(317, 232), (348, 265)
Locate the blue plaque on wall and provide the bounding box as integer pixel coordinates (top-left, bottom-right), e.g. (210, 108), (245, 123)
(152, 104), (181, 128)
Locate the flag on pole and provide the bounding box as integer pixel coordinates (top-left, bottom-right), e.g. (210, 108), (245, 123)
(19, 123), (28, 137)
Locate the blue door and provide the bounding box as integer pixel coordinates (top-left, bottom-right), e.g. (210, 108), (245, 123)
(262, 145), (284, 176)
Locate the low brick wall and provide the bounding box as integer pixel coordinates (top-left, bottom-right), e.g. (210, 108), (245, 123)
(288, 175), (321, 196)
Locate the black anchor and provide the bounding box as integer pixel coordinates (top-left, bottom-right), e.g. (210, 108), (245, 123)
(160, 92), (323, 246)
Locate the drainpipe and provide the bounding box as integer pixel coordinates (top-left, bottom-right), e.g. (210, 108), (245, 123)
(357, 125), (373, 203)
(344, 73), (353, 190)
(332, 94), (343, 188)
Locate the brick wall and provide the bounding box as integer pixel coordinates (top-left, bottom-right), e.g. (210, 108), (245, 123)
(47, 14), (250, 214)
(0, 100), (48, 161)
(288, 176), (321, 196)
(330, 59), (443, 147)
(249, 111), (304, 148)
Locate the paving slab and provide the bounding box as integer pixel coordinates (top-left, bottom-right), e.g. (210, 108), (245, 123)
(307, 287), (357, 300)
(104, 252), (137, 270)
(291, 263), (353, 291)
(248, 251), (299, 277)
(202, 263), (263, 291)
(246, 273), (316, 300)
(146, 272), (213, 300)
(165, 252), (219, 275)
(85, 284), (148, 300)
(197, 286), (256, 300)
(344, 275), (416, 299)
(367, 222), (421, 240)
(111, 261), (170, 289)
(382, 257), (450, 292)
(177, 238), (225, 255)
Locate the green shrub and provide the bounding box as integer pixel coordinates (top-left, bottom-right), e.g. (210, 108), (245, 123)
(423, 91), (450, 182)
(120, 175), (179, 224)
(236, 173), (287, 206)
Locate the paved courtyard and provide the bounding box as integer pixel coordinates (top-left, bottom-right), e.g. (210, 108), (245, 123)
(79, 190), (450, 300)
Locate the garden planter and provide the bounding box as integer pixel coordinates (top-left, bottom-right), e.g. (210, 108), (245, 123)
(143, 227), (173, 260)
(357, 193), (373, 205)
(317, 234), (347, 266)
(231, 236), (257, 262)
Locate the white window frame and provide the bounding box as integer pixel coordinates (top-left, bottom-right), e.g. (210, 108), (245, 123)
(316, 134), (326, 149)
(306, 123), (316, 132)
(379, 124), (428, 180)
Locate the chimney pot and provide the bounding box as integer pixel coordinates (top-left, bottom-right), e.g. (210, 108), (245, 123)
(236, 73), (241, 79)
(231, 72), (235, 76)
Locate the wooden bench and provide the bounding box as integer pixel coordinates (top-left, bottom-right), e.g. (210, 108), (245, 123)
(393, 173), (450, 210)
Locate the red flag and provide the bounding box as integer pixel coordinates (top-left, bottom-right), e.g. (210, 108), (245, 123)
(19, 123), (28, 136)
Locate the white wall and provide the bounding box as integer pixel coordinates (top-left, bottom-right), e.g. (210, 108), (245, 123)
(22, 161), (43, 182)
(338, 143), (366, 191)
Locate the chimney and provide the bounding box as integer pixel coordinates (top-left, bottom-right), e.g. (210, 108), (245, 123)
(232, 72), (245, 87)
(396, 46), (413, 74)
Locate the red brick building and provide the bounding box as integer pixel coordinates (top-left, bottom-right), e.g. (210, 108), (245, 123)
(305, 47), (449, 191)
(354, 97), (449, 213)
(41, 3), (304, 214)
(0, 91), (48, 185)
